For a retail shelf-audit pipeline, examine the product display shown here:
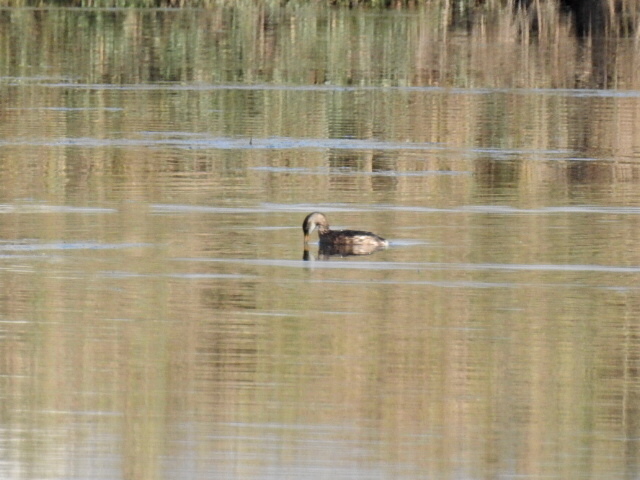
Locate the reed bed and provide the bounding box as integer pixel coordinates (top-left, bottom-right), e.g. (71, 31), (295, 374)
(0, 0), (636, 38)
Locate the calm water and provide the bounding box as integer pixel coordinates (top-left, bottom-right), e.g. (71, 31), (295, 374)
(1, 5), (640, 480)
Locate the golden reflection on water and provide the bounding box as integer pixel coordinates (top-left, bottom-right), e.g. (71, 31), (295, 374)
(1, 208), (640, 478)
(1, 5), (640, 480)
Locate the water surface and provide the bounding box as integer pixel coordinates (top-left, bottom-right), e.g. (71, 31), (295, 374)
(1, 5), (640, 480)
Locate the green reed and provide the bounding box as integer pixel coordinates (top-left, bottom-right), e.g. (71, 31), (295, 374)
(0, 0), (636, 37)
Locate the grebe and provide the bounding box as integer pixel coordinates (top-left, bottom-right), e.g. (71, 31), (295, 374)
(302, 212), (389, 253)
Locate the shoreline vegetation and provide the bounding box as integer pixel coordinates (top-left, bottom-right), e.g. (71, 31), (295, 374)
(0, 2), (637, 90)
(0, 0), (637, 36)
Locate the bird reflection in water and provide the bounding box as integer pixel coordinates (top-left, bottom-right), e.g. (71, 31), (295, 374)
(302, 212), (388, 260)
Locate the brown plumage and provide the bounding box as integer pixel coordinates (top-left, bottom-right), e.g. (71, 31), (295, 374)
(302, 212), (388, 254)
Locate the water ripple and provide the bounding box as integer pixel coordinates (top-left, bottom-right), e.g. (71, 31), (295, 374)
(0, 242), (149, 252)
(177, 257), (640, 274)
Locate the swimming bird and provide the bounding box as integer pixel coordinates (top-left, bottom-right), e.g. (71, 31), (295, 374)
(302, 212), (388, 254)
